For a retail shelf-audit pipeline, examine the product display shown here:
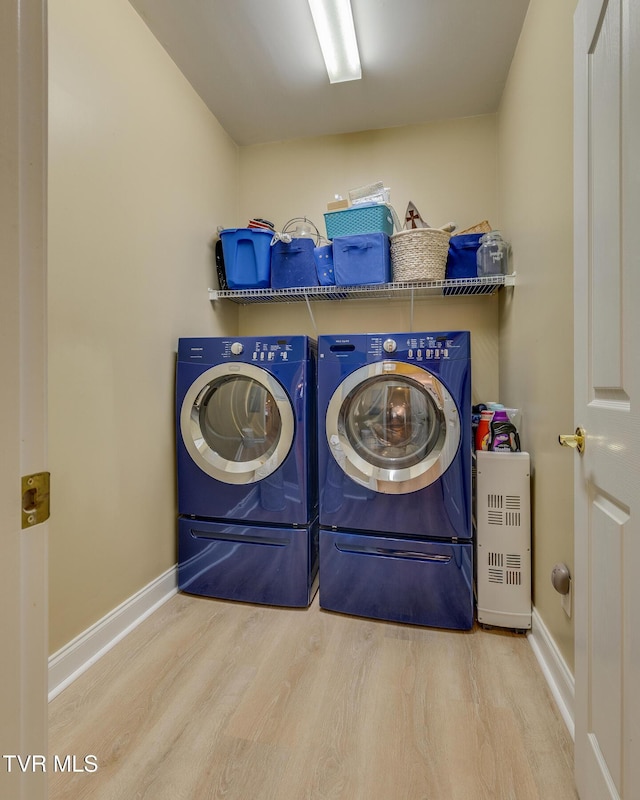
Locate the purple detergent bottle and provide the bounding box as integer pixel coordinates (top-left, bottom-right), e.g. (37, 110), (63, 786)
(489, 409), (521, 452)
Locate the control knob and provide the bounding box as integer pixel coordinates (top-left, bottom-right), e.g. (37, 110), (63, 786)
(230, 342), (244, 355)
(383, 338), (397, 353)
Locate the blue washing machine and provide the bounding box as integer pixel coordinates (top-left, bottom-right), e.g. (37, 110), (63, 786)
(317, 331), (473, 629)
(176, 336), (318, 607)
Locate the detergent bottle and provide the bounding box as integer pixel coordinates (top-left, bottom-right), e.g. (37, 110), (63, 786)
(475, 410), (493, 451)
(489, 409), (521, 452)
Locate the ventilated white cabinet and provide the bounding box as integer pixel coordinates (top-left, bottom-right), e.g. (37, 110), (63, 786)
(475, 450), (531, 631)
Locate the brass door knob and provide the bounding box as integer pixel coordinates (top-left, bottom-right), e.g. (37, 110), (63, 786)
(558, 426), (586, 454)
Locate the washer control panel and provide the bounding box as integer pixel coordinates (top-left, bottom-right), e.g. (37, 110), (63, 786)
(318, 332), (469, 364)
(368, 334), (455, 361)
(404, 336), (452, 361)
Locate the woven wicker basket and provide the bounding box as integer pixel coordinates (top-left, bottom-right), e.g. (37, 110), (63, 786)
(390, 228), (452, 282)
(457, 219), (491, 235)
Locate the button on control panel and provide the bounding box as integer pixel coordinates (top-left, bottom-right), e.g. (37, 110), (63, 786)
(405, 338), (453, 360)
(369, 335), (456, 361)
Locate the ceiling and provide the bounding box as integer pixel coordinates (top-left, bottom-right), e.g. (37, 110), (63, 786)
(128, 0), (531, 147)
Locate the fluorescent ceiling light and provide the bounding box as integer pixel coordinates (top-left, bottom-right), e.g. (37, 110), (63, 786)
(308, 0), (362, 84)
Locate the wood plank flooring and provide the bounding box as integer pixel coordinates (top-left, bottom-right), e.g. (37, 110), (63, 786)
(48, 592), (578, 800)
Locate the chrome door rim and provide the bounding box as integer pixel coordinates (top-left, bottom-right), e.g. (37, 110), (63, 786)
(325, 361), (460, 494)
(180, 363), (294, 484)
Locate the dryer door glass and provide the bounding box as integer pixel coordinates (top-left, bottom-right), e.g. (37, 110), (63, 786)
(198, 376), (281, 463)
(180, 364), (294, 484)
(326, 362), (460, 494)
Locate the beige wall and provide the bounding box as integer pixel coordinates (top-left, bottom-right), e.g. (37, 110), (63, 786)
(239, 117), (499, 235)
(48, 0), (238, 653)
(497, 0), (578, 668)
(237, 117), (501, 402)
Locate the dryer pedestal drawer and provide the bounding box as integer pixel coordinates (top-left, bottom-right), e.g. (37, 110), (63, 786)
(319, 530), (473, 629)
(179, 517), (318, 607)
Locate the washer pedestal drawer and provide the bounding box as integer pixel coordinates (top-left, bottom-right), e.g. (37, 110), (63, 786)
(319, 529), (473, 629)
(179, 517), (318, 607)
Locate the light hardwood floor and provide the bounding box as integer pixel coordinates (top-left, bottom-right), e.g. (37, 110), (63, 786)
(49, 592), (578, 800)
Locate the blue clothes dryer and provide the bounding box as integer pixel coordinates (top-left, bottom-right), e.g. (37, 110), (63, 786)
(317, 331), (473, 629)
(176, 336), (318, 607)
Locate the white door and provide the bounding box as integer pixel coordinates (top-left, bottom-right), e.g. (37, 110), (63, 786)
(573, 0), (640, 797)
(0, 2), (48, 799)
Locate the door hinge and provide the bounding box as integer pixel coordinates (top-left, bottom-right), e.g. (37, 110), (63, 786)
(21, 471), (50, 529)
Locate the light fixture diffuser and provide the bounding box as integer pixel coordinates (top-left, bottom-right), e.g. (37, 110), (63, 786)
(308, 0), (362, 84)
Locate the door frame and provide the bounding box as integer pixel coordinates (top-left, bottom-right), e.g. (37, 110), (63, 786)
(0, 1), (48, 798)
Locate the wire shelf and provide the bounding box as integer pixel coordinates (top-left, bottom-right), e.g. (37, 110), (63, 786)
(208, 274), (515, 304)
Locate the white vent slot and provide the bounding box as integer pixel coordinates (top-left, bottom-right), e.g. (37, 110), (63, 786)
(506, 554), (521, 569)
(505, 511), (521, 527)
(488, 511), (503, 525)
(488, 552), (504, 567)
(488, 568), (504, 584)
(506, 571), (522, 586)
(505, 495), (521, 509)
(487, 494), (503, 509)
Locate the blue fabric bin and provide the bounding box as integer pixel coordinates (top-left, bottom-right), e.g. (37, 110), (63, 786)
(313, 244), (335, 286)
(270, 238), (320, 289)
(445, 233), (483, 279)
(332, 233), (391, 286)
(219, 228), (272, 289)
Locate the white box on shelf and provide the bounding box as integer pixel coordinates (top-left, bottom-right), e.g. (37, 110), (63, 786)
(476, 450), (531, 631)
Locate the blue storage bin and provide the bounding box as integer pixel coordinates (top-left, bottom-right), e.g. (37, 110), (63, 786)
(313, 244), (335, 286)
(270, 238), (320, 289)
(324, 204), (394, 240)
(445, 233), (483, 279)
(332, 233), (391, 286)
(220, 228), (272, 289)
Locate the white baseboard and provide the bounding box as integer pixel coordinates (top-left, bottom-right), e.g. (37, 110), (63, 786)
(527, 606), (575, 739)
(48, 566), (178, 702)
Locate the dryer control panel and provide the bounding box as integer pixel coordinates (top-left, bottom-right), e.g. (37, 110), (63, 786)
(318, 331), (470, 365)
(178, 336), (312, 365)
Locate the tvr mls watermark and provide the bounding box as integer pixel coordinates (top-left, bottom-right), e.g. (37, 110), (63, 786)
(3, 754), (98, 773)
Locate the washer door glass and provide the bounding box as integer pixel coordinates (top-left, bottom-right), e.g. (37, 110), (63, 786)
(180, 363), (294, 484)
(326, 362), (460, 494)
